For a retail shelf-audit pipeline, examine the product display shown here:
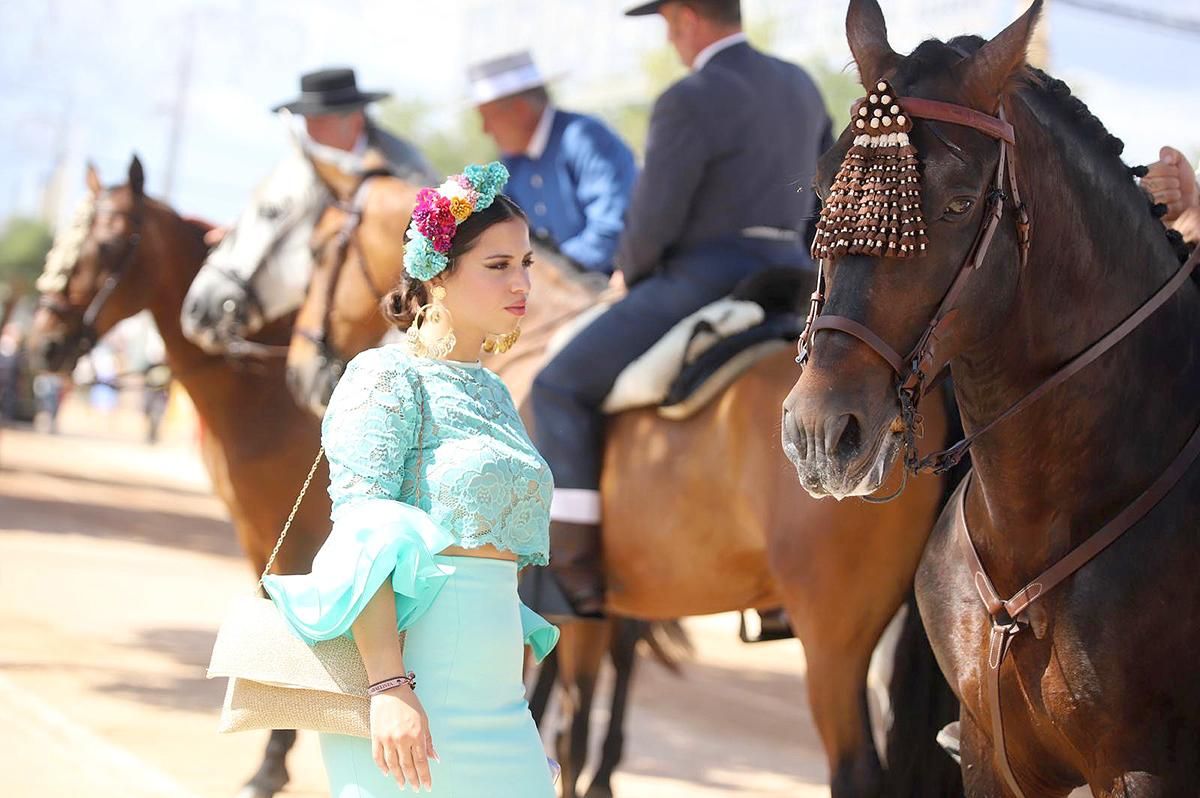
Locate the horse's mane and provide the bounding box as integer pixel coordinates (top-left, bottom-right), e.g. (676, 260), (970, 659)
(39, 196), (96, 293)
(898, 35), (1190, 265)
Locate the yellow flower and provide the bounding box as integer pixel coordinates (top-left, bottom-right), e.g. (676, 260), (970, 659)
(449, 196), (474, 223)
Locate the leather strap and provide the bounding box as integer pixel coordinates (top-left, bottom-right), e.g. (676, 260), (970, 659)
(899, 97), (1016, 145)
(955, 412), (1200, 796)
(931, 246), (1200, 473)
(809, 315), (906, 374)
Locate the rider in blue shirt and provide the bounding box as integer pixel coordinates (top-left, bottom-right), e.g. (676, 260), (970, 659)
(470, 51), (637, 274)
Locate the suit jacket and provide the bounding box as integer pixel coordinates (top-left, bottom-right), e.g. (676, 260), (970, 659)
(617, 41), (831, 283)
(504, 110), (637, 274)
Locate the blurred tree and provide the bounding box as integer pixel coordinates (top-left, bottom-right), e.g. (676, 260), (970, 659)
(374, 98), (496, 179)
(807, 60), (864, 132)
(0, 216), (52, 335)
(0, 217), (53, 297)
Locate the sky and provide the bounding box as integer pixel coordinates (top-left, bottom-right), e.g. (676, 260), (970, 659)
(1, 0), (1197, 229)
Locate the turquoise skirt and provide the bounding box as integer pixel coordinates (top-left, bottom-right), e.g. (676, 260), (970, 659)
(318, 555), (556, 797)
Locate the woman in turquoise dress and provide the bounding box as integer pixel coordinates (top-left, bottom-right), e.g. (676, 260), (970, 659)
(262, 162), (559, 796)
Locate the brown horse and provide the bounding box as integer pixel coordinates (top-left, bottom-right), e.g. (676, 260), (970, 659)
(27, 157), (333, 798)
(284, 165), (964, 797)
(784, 1), (1200, 795)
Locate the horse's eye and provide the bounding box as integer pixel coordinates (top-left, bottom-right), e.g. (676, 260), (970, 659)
(259, 203), (285, 221)
(945, 198), (974, 216)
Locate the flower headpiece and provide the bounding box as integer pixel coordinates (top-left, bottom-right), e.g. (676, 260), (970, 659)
(403, 161), (510, 281)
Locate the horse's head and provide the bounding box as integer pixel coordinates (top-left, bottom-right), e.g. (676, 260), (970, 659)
(29, 156), (154, 373)
(181, 142), (327, 354)
(782, 0), (1041, 498)
(285, 174), (416, 417)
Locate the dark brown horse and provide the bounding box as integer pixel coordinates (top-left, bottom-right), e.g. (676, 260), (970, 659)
(285, 166), (964, 797)
(27, 157), (333, 798)
(784, 1), (1200, 795)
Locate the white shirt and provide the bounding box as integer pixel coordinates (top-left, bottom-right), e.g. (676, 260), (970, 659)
(692, 31), (749, 72)
(526, 106), (556, 160)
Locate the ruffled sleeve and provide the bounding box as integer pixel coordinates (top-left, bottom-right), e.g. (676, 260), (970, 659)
(519, 601), (560, 663)
(262, 349), (454, 644)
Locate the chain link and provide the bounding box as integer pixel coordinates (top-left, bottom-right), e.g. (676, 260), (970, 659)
(257, 446), (325, 588)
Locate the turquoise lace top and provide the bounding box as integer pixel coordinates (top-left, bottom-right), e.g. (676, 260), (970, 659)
(262, 345), (558, 661)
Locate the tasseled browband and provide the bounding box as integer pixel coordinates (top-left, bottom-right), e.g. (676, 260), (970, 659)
(811, 80), (929, 261)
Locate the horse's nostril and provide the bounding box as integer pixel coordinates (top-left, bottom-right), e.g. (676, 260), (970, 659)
(833, 414), (862, 462)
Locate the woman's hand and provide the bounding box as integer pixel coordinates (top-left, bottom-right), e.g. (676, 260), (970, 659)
(370, 686), (438, 791)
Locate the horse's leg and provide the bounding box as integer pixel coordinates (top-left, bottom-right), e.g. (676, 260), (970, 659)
(584, 618), (643, 798)
(554, 619), (612, 798)
(236, 729), (295, 798)
(799, 631), (885, 798)
(529, 648), (559, 728)
(881, 594), (964, 798)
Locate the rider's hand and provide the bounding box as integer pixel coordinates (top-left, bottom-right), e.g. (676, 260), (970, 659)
(1143, 146), (1199, 222)
(1171, 207), (1200, 247)
(609, 269), (626, 293)
(370, 686), (438, 791)
(203, 226), (229, 247)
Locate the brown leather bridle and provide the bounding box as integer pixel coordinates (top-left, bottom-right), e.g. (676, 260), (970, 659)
(797, 93), (1200, 796)
(38, 196), (144, 361)
(797, 96), (1030, 481)
(293, 168), (391, 383)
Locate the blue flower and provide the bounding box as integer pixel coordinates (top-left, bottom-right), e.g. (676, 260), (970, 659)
(463, 161), (509, 211)
(403, 234), (449, 281)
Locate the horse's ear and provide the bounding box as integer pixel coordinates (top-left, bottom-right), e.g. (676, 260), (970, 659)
(128, 154), (145, 197)
(960, 0), (1042, 111)
(86, 161), (102, 196)
(846, 0), (899, 90)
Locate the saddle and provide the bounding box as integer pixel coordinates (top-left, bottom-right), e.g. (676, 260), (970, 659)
(549, 267), (810, 420)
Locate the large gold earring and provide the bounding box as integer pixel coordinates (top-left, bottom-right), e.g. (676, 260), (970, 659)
(484, 322), (521, 355)
(406, 285), (457, 359)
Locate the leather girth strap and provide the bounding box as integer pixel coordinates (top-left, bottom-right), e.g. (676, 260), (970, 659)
(955, 413), (1200, 797)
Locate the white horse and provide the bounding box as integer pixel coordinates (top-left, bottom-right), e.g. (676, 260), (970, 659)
(181, 139), (329, 354)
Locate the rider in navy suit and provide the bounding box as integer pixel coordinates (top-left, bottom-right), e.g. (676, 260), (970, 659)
(530, 0), (833, 618)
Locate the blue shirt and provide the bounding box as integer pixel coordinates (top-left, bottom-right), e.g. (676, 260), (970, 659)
(503, 109), (637, 274)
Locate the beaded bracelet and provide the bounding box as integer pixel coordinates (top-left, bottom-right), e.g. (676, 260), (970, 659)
(367, 671), (417, 697)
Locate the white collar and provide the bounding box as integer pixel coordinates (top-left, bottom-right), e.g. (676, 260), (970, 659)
(525, 106), (556, 159)
(692, 31), (748, 72)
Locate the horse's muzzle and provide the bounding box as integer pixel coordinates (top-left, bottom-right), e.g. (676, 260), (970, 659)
(781, 405), (900, 500)
(181, 286), (261, 355)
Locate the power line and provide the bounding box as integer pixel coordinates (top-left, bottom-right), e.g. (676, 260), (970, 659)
(1056, 0), (1200, 36)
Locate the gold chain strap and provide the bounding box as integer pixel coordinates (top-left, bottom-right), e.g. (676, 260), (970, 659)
(257, 446), (326, 588)
(254, 372), (430, 591)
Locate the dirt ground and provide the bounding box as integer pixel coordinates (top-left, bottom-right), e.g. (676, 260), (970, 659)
(0, 395), (837, 798)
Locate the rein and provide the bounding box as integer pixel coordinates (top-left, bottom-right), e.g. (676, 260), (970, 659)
(796, 91), (1200, 797)
(293, 168), (392, 381)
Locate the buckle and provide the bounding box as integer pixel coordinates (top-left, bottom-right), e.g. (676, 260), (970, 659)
(987, 620), (1022, 670)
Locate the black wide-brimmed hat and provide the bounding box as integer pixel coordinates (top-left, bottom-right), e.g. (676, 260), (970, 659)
(625, 0), (739, 15)
(272, 67), (390, 115)
(624, 1), (668, 14)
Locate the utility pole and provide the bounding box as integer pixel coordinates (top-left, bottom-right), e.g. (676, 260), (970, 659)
(162, 10), (197, 203)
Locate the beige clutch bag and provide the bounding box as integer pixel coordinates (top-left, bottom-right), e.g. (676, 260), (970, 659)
(204, 448), (402, 739)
